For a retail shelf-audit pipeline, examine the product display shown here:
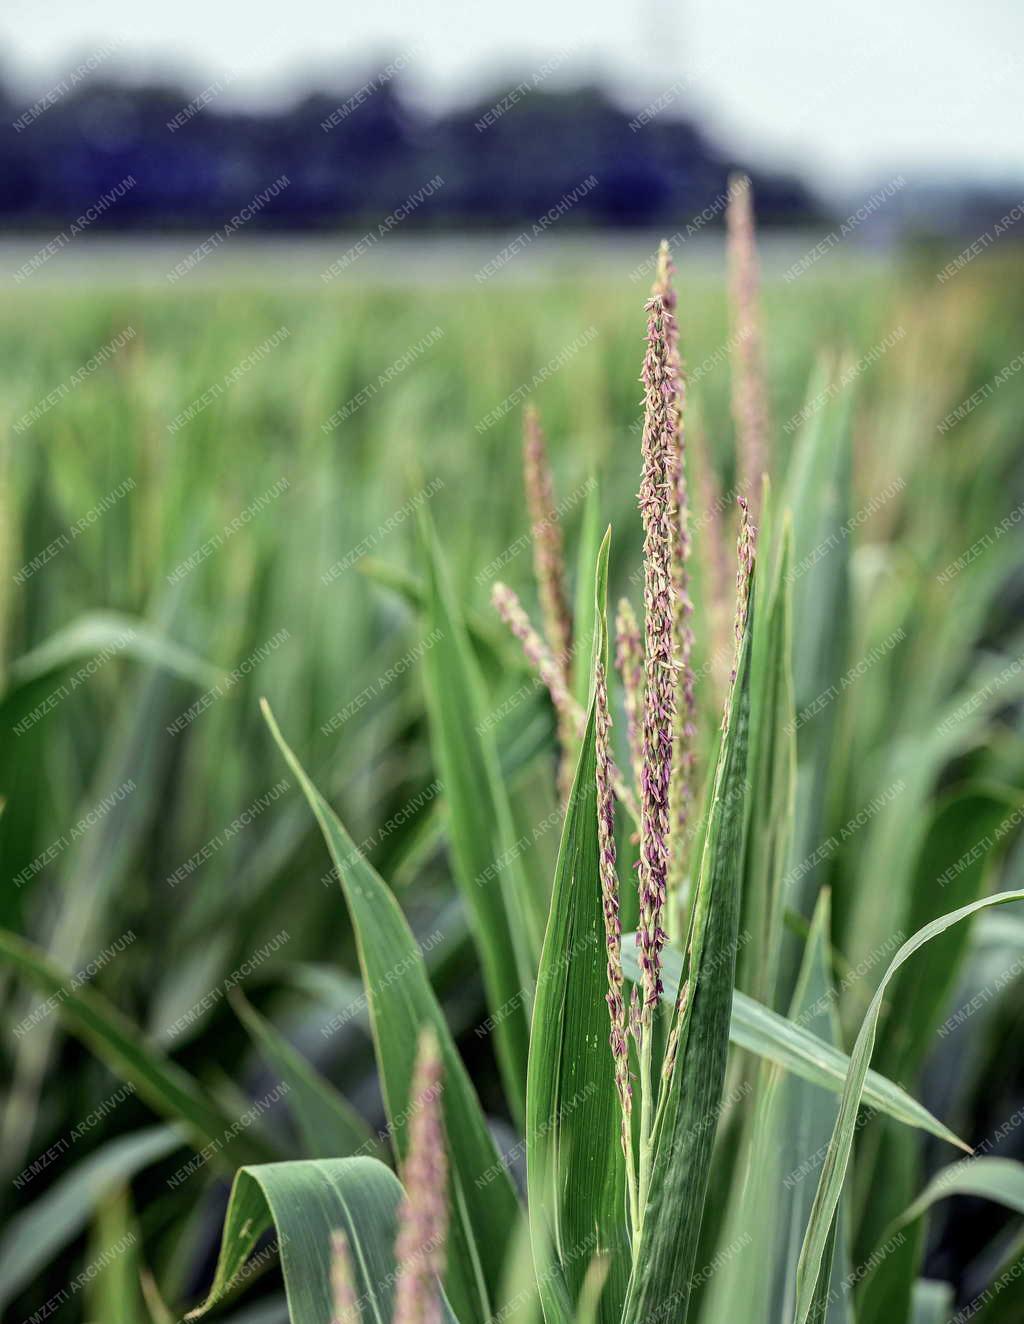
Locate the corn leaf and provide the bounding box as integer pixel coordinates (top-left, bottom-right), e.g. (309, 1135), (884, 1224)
(854, 786), (1022, 1281)
(779, 363), (852, 999)
(623, 935), (966, 1148)
(910, 1280), (955, 1324)
(526, 527), (627, 1324)
(738, 506), (796, 1007)
(230, 989), (377, 1160)
(357, 556), (513, 670)
(262, 700), (519, 1324)
(0, 1126), (180, 1311)
(3, 629), (218, 1166)
(0, 931), (278, 1168)
(699, 891), (854, 1324)
(793, 888), (1024, 1324)
(187, 1156), (459, 1323)
(85, 1185), (145, 1323)
(858, 1157), (1024, 1323)
(418, 507), (539, 1125)
(621, 577), (753, 1324)
(4, 610), (223, 693)
(842, 604), (1024, 988)
(875, 785), (1021, 1082)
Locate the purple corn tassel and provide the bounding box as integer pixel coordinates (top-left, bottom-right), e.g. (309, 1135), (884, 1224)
(491, 580), (575, 726)
(652, 241), (697, 894)
(724, 496), (756, 728)
(727, 174), (770, 521)
(522, 405), (573, 682)
(492, 580), (641, 824)
(522, 406), (576, 802)
(637, 293), (679, 1010)
(393, 1027), (448, 1324)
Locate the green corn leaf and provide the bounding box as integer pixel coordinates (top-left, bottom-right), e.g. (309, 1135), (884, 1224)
(854, 785), (1022, 1284)
(526, 527), (628, 1324)
(230, 989), (377, 1160)
(787, 896), (855, 1324)
(2, 612), (222, 1167)
(876, 784), (1021, 1082)
(739, 502), (796, 1007)
(623, 935), (967, 1148)
(841, 603), (1024, 992)
(85, 1185), (145, 1323)
(793, 888), (1024, 1324)
(891, 1156), (1024, 1233)
(966, 1228), (1024, 1324)
(186, 1157), (459, 1323)
(0, 931), (279, 1168)
(262, 700), (519, 1324)
(700, 891), (854, 1324)
(910, 1280), (955, 1324)
(4, 609), (223, 694)
(0, 1126), (181, 1312)
(418, 507), (539, 1124)
(857, 1157), (1024, 1324)
(621, 574), (754, 1324)
(779, 361), (852, 1000)
(730, 990), (965, 1150)
(357, 556), (513, 671)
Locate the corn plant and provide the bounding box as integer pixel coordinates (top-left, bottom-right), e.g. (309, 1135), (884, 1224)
(3, 182), (1024, 1324)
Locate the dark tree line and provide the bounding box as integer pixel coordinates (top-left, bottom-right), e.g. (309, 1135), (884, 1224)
(0, 72), (820, 231)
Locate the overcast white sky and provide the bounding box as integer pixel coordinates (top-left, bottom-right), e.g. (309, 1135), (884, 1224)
(2, 0), (1022, 196)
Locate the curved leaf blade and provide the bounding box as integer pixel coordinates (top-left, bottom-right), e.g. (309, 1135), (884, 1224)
(793, 888), (1024, 1324)
(887, 1155), (1024, 1239)
(418, 509), (537, 1123)
(622, 580), (754, 1324)
(857, 1157), (1024, 1323)
(622, 935), (967, 1149)
(0, 931), (278, 1169)
(261, 701), (518, 1324)
(526, 527), (627, 1324)
(6, 609), (223, 693)
(231, 989), (376, 1160)
(0, 1126), (181, 1312)
(187, 1157), (459, 1324)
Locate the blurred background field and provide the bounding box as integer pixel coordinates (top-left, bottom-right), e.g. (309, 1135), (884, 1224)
(2, 243), (1024, 1316)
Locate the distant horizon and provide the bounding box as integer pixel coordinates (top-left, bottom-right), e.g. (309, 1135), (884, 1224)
(2, 54), (1023, 211)
(2, 0), (1023, 199)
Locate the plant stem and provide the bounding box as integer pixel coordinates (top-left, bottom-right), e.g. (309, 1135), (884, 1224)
(636, 1027), (655, 1231)
(624, 1119), (640, 1244)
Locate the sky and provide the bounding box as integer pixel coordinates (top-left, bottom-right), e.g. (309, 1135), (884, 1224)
(2, 0), (1022, 197)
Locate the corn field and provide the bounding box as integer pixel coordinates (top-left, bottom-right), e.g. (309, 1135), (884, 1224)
(1, 185), (1024, 1324)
